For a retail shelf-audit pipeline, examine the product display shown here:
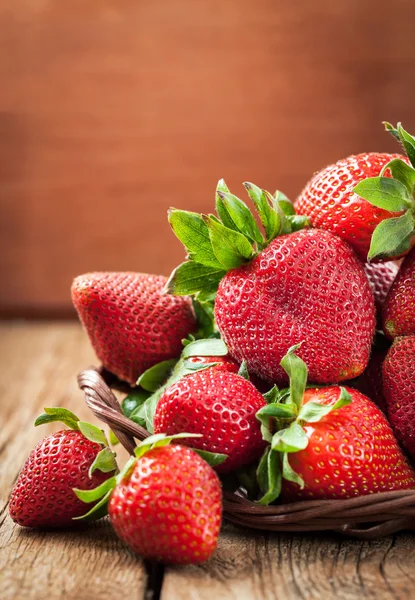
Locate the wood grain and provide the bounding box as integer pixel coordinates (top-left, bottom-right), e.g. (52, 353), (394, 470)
(1, 322), (415, 599)
(2, 0), (415, 313)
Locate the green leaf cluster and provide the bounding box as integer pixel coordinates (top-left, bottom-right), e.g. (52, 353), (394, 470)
(353, 122), (415, 260)
(165, 180), (309, 301)
(255, 345), (352, 505)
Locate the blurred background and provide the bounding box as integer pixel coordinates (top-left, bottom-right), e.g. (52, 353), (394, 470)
(1, 0), (415, 318)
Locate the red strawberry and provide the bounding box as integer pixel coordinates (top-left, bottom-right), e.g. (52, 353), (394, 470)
(350, 333), (390, 414)
(382, 248), (415, 339)
(72, 272), (196, 384)
(364, 260), (400, 318)
(255, 346), (415, 504)
(9, 409), (117, 527)
(382, 336), (415, 460)
(153, 369), (266, 473)
(295, 152), (406, 261)
(167, 182), (375, 386)
(108, 442), (222, 564)
(215, 228), (375, 385)
(185, 354), (239, 373)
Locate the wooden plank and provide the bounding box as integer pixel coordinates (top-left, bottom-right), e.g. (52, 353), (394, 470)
(2, 0), (415, 313)
(0, 322), (146, 600)
(162, 527), (415, 600)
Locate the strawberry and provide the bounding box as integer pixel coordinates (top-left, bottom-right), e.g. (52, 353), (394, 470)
(382, 247), (415, 338)
(9, 409), (117, 527)
(295, 152), (406, 261)
(382, 336), (415, 460)
(153, 369), (267, 473)
(166, 181), (375, 386)
(80, 435), (222, 565)
(185, 354), (239, 373)
(255, 346), (415, 504)
(364, 260), (400, 319)
(71, 272), (196, 384)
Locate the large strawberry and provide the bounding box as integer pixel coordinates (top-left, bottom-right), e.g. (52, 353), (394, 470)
(9, 409), (118, 527)
(153, 369), (266, 473)
(78, 434), (222, 565)
(255, 346), (415, 504)
(72, 272), (196, 384)
(166, 181), (375, 385)
(382, 336), (415, 460)
(382, 247), (415, 338)
(295, 152), (406, 261)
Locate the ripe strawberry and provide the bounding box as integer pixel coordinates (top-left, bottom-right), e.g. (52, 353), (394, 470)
(255, 346), (415, 504)
(72, 272), (196, 384)
(167, 182), (375, 386)
(153, 369), (267, 473)
(108, 440), (222, 564)
(185, 354), (239, 373)
(382, 248), (415, 339)
(364, 260), (400, 318)
(295, 152), (405, 261)
(9, 409), (117, 527)
(382, 336), (415, 460)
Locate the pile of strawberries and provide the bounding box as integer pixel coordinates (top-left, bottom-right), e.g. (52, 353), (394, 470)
(9, 122), (415, 565)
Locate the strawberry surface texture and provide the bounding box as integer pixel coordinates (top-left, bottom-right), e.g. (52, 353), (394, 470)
(72, 272), (196, 384)
(382, 248), (415, 339)
(109, 445), (222, 564)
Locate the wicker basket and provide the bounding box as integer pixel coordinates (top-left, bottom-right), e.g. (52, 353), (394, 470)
(78, 368), (415, 540)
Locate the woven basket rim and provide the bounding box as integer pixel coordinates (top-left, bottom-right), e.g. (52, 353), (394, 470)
(77, 367), (415, 540)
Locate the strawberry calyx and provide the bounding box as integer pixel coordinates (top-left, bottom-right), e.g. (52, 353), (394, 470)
(255, 344), (352, 505)
(353, 122), (415, 261)
(165, 179), (310, 302)
(73, 432), (209, 521)
(34, 407), (118, 479)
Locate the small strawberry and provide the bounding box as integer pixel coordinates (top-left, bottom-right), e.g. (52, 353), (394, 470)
(79, 434), (222, 565)
(166, 181), (375, 386)
(185, 354), (239, 373)
(255, 346), (415, 504)
(153, 369), (267, 473)
(382, 336), (415, 460)
(295, 152), (406, 261)
(382, 247), (415, 338)
(364, 260), (400, 319)
(9, 409), (117, 527)
(72, 272), (196, 385)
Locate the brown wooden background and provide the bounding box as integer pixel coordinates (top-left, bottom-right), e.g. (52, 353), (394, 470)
(1, 0), (415, 316)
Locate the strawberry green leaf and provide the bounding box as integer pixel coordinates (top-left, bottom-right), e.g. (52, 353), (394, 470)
(78, 422), (108, 446)
(297, 387), (352, 423)
(353, 177), (411, 212)
(282, 453), (305, 489)
(215, 180), (240, 231)
(165, 261), (226, 297)
(192, 449), (228, 467)
(73, 476), (117, 503)
(275, 192), (295, 216)
(205, 216), (254, 269)
(397, 124), (415, 167)
(368, 210), (415, 261)
(381, 158), (415, 194)
(244, 182), (280, 242)
(109, 430), (119, 445)
(217, 191), (264, 245)
(256, 402), (298, 443)
(384, 121), (400, 142)
(286, 215), (311, 232)
(271, 422), (309, 453)
(136, 359), (178, 391)
(257, 448), (282, 505)
(73, 489), (112, 522)
(134, 432), (202, 458)
(182, 338), (228, 358)
(237, 360), (250, 380)
(192, 298), (216, 339)
(263, 385), (279, 404)
(34, 407), (80, 430)
(168, 209), (223, 269)
(122, 389), (151, 418)
(280, 343), (307, 410)
(88, 447), (118, 478)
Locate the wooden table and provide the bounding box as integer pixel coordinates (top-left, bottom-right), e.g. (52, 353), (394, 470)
(1, 322), (414, 600)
